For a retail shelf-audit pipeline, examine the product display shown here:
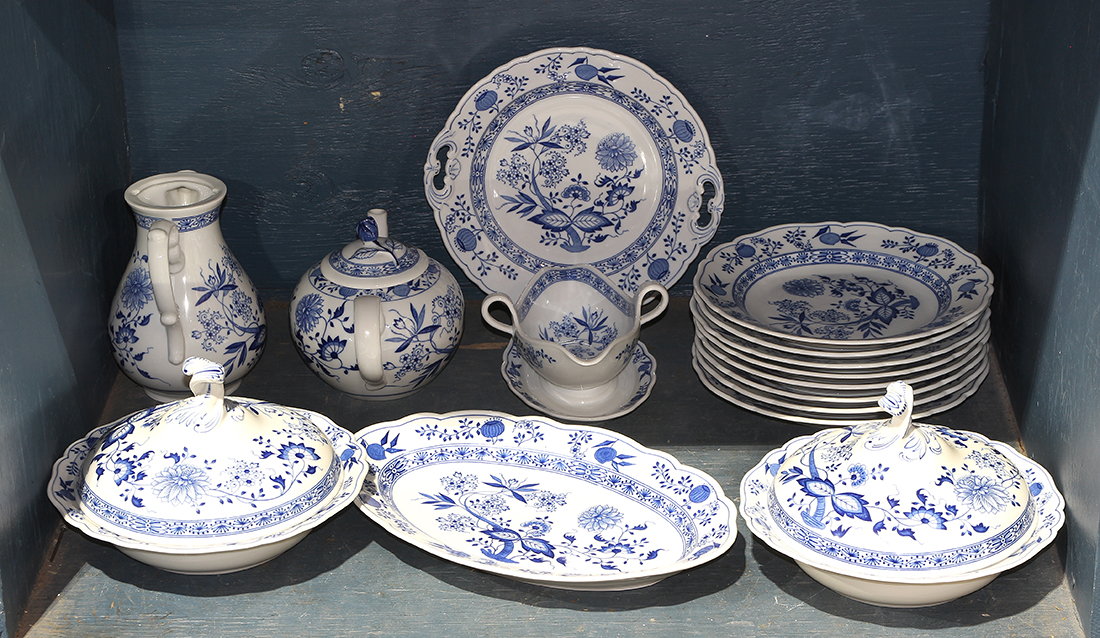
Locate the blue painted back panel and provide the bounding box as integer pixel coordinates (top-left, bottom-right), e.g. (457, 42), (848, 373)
(980, 0), (1100, 631)
(0, 0), (131, 635)
(113, 0), (988, 298)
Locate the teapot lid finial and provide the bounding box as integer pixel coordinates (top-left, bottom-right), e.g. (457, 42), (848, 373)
(878, 380), (914, 439)
(356, 216), (379, 243)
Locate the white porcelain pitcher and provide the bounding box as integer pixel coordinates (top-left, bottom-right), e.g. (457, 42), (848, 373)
(108, 171), (266, 401)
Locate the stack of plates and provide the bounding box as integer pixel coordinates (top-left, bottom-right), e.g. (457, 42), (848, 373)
(690, 222), (994, 426)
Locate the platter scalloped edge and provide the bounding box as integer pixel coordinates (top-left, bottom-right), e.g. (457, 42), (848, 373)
(354, 410), (736, 590)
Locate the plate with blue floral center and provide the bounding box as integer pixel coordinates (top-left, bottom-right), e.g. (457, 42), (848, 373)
(426, 47), (723, 298)
(693, 222), (992, 346)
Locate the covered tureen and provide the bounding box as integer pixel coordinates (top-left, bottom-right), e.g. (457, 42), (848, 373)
(48, 358), (367, 573)
(740, 381), (1064, 606)
(290, 209), (464, 399)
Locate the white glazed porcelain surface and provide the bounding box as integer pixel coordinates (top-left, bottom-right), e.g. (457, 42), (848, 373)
(693, 222), (993, 345)
(354, 411), (735, 590)
(696, 336), (990, 405)
(738, 384), (1065, 593)
(290, 212), (464, 400)
(48, 360), (368, 572)
(426, 47), (723, 298)
(691, 354), (988, 427)
(501, 339), (656, 421)
(693, 293), (989, 360)
(694, 342), (990, 418)
(693, 300), (992, 378)
(482, 265), (667, 390)
(696, 328), (989, 392)
(110, 171), (266, 401)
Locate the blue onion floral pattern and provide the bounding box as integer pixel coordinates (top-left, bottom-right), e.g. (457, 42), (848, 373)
(291, 259), (463, 399)
(496, 116), (644, 254)
(356, 413), (734, 583)
(65, 398), (357, 540)
(428, 48), (724, 299)
(768, 274), (921, 339)
(536, 306), (620, 359)
(694, 222), (993, 341)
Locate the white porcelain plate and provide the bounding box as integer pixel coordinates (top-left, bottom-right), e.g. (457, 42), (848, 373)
(354, 411), (735, 590)
(502, 340), (656, 422)
(426, 47), (723, 298)
(692, 351), (989, 427)
(694, 222), (992, 345)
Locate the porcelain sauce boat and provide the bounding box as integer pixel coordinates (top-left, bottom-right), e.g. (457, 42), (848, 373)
(482, 265), (667, 390)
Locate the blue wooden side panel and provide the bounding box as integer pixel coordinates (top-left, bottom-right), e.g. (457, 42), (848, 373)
(0, 1), (131, 636)
(980, 0), (1100, 632)
(112, 0), (988, 298)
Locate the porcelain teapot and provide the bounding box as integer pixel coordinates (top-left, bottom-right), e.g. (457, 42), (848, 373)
(108, 171), (266, 402)
(290, 209), (464, 399)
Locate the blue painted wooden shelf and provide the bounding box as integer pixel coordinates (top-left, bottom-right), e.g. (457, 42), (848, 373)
(17, 300), (1083, 636)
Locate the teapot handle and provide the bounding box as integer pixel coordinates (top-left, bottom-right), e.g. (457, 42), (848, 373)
(480, 293), (518, 335)
(635, 282), (669, 326)
(353, 294), (385, 386)
(148, 220), (187, 365)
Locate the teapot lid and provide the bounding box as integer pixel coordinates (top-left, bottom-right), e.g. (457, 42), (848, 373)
(763, 381), (1036, 576)
(319, 209), (429, 289)
(77, 358), (344, 546)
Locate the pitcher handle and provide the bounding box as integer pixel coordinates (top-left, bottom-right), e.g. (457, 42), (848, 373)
(635, 282), (669, 326)
(480, 293), (518, 335)
(353, 294), (385, 386)
(148, 220), (186, 365)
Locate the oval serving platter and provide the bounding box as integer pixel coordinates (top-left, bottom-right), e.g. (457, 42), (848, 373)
(426, 47), (723, 298)
(354, 411), (735, 590)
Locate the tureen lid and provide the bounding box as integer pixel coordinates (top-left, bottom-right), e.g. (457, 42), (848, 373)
(319, 209), (429, 289)
(763, 381), (1036, 575)
(76, 358), (344, 546)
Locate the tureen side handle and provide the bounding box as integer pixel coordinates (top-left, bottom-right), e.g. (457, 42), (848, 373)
(480, 293), (517, 335)
(148, 220), (186, 365)
(635, 282), (669, 326)
(353, 294), (386, 386)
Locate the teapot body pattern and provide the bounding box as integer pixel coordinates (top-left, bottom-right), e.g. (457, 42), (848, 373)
(290, 211), (464, 399)
(108, 171), (266, 401)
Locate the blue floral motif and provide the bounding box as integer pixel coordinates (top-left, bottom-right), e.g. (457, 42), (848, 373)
(188, 249), (267, 376)
(295, 293), (325, 332)
(120, 268), (155, 311)
(536, 306), (620, 359)
(153, 464), (210, 507)
(954, 474), (1012, 514)
(496, 116), (643, 254)
(768, 274), (921, 339)
(594, 133), (637, 172)
(578, 504), (623, 531)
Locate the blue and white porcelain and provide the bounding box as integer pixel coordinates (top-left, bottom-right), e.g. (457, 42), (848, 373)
(501, 339), (655, 422)
(48, 358), (368, 574)
(426, 47), (724, 299)
(109, 171), (266, 402)
(290, 209), (464, 400)
(694, 222), (993, 346)
(354, 411), (735, 590)
(739, 382), (1064, 606)
(482, 264), (667, 391)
